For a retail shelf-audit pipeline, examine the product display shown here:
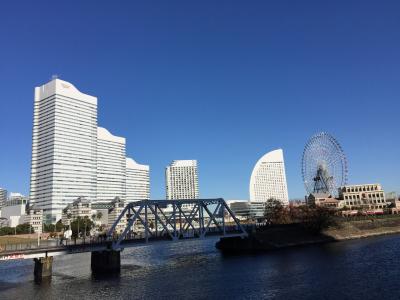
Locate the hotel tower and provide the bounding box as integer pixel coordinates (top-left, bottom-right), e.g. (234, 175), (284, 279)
(30, 78), (149, 223)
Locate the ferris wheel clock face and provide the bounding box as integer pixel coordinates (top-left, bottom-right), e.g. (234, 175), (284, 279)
(302, 132), (348, 197)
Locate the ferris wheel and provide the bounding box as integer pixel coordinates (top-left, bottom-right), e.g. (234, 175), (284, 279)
(301, 132), (348, 197)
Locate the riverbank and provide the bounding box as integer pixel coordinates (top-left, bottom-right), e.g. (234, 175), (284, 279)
(216, 215), (400, 252)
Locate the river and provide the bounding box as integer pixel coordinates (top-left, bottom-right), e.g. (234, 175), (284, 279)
(0, 234), (399, 299)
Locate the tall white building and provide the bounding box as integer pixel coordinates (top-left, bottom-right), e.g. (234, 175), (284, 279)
(126, 158), (150, 202)
(165, 160), (199, 200)
(249, 149), (289, 205)
(97, 127), (126, 202)
(30, 79), (98, 223)
(30, 78), (151, 223)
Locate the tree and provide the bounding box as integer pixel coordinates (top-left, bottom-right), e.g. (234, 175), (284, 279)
(264, 198), (291, 224)
(16, 223), (34, 234)
(70, 216), (94, 238)
(55, 220), (64, 232)
(43, 223), (56, 233)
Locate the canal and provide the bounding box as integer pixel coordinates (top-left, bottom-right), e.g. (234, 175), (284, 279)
(0, 234), (399, 299)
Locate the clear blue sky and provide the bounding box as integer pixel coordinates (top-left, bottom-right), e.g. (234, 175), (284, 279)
(0, 1), (399, 200)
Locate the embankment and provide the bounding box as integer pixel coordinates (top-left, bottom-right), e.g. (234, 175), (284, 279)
(216, 215), (400, 253)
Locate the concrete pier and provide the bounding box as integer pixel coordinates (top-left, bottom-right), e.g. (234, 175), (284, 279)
(34, 256), (53, 283)
(91, 250), (121, 276)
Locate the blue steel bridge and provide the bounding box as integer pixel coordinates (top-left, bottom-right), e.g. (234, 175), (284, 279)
(0, 198), (247, 281)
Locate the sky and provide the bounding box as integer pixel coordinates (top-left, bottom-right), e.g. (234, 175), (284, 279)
(0, 0), (399, 200)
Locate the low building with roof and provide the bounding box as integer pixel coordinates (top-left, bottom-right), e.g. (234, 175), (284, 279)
(307, 193), (339, 208)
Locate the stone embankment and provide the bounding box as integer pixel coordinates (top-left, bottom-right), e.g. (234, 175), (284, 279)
(216, 216), (400, 253)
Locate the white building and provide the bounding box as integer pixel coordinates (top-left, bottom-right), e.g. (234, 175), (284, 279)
(108, 197), (127, 234)
(30, 79), (98, 223)
(22, 205), (43, 234)
(29, 78), (151, 223)
(97, 127), (126, 202)
(249, 149), (289, 205)
(126, 158), (150, 202)
(165, 160), (199, 200)
(61, 197), (93, 226)
(1, 202), (26, 227)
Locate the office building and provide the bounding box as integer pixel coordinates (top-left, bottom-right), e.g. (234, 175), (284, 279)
(228, 200), (265, 221)
(7, 192), (28, 206)
(97, 127), (126, 202)
(249, 149), (289, 205)
(0, 188), (7, 209)
(29, 78), (151, 223)
(29, 79), (98, 223)
(126, 158), (150, 202)
(108, 197), (127, 233)
(165, 160), (199, 200)
(22, 205), (43, 234)
(338, 183), (389, 210)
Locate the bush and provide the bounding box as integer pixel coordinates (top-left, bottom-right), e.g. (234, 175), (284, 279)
(43, 223), (56, 233)
(298, 206), (336, 233)
(16, 223), (34, 234)
(0, 227), (15, 236)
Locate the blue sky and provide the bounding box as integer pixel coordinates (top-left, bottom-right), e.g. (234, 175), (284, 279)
(0, 1), (399, 200)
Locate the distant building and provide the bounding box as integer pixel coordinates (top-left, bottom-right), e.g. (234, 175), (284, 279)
(108, 197), (127, 234)
(7, 193), (28, 206)
(126, 158), (150, 202)
(249, 149), (289, 205)
(0, 188), (7, 209)
(1, 196), (42, 232)
(165, 160), (199, 200)
(1, 201), (26, 227)
(307, 193), (339, 208)
(338, 184), (389, 211)
(61, 197), (92, 226)
(228, 201), (265, 221)
(97, 127), (126, 202)
(22, 205), (43, 234)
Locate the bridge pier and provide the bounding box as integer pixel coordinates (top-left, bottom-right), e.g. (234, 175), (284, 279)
(91, 250), (121, 276)
(34, 256), (53, 283)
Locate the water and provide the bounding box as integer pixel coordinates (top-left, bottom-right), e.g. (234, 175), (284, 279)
(0, 234), (400, 299)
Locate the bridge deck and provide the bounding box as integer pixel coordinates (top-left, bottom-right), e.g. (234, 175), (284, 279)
(0, 232), (245, 261)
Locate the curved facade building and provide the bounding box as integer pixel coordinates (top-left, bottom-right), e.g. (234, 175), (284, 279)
(249, 149), (289, 205)
(126, 158), (150, 202)
(30, 79), (98, 223)
(97, 127), (126, 202)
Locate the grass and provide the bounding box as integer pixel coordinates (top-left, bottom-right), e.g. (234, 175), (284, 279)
(0, 236), (36, 244)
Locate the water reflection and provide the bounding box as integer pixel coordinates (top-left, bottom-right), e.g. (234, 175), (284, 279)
(0, 235), (399, 299)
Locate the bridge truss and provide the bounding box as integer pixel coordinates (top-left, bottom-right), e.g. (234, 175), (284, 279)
(107, 198), (247, 250)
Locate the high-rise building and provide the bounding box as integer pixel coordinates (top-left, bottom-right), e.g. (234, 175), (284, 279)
(249, 149), (289, 205)
(30, 79), (98, 223)
(97, 127), (126, 202)
(30, 78), (150, 223)
(0, 188), (7, 209)
(165, 160), (199, 200)
(126, 158), (150, 202)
